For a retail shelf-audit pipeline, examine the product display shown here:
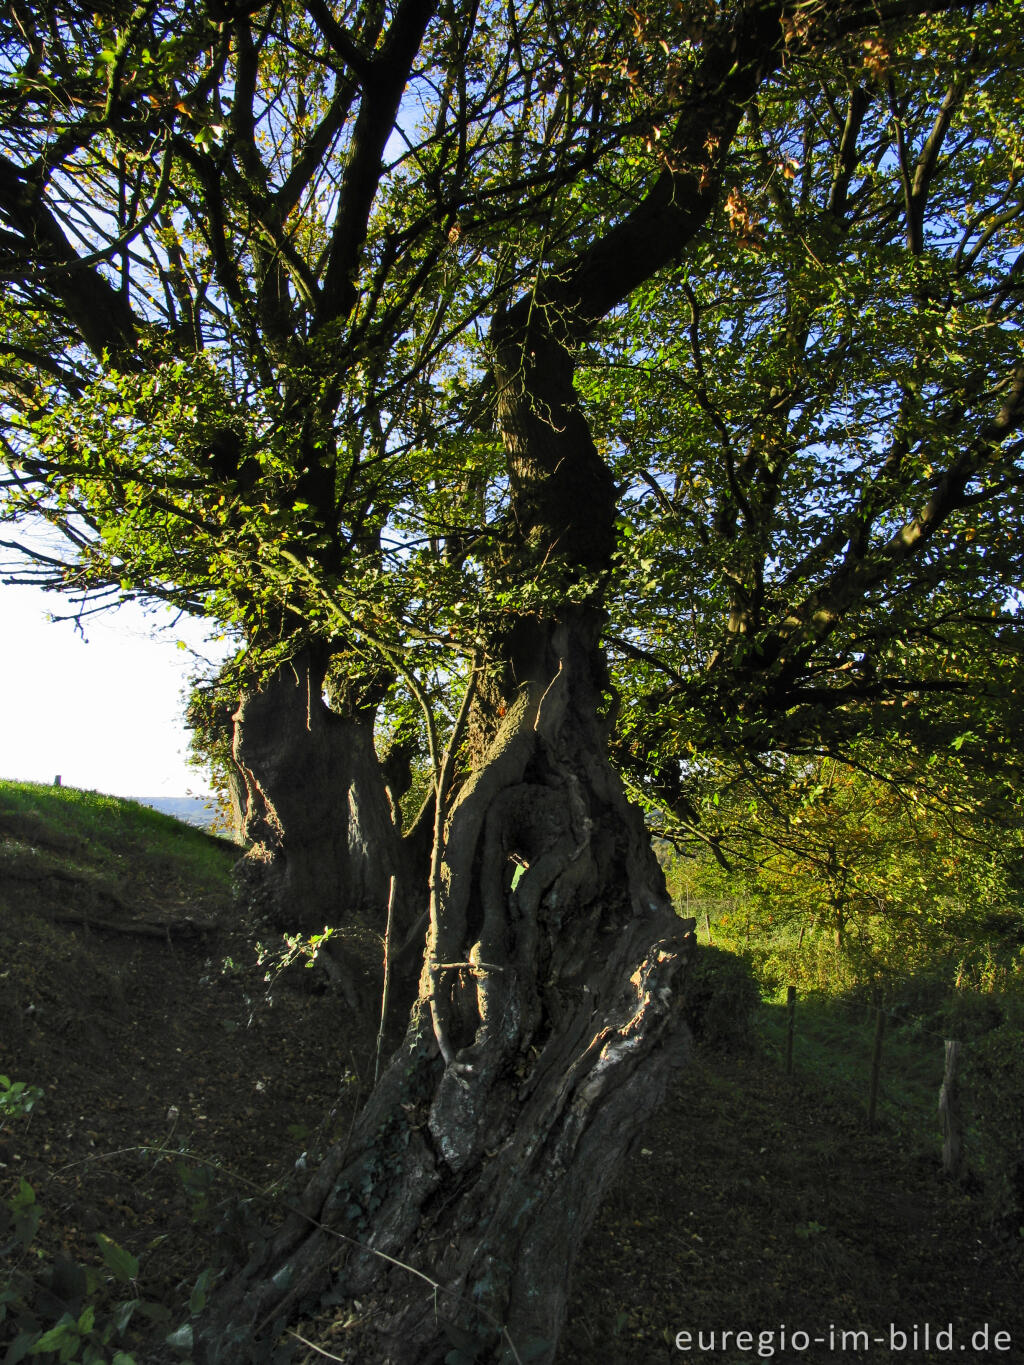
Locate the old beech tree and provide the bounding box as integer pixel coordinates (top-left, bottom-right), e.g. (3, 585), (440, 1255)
(3, 0), (1024, 1360)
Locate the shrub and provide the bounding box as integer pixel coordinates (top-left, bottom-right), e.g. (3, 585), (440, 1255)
(682, 945), (762, 1051)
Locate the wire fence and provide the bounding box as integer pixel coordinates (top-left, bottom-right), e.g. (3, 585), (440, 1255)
(767, 987), (976, 1177)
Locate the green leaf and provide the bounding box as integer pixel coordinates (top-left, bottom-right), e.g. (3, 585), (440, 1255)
(164, 1322), (194, 1353)
(111, 1298), (139, 1335)
(95, 1234), (139, 1283)
(27, 1315), (76, 1353)
(134, 1299), (172, 1324)
(189, 1266), (215, 1316)
(12, 1179), (35, 1209)
(4, 1330), (38, 1364)
(11, 1180), (40, 1247)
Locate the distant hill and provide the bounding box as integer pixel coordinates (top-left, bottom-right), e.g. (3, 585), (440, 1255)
(135, 795), (216, 828)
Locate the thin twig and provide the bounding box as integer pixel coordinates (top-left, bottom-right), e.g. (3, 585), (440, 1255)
(286, 1328), (348, 1362)
(374, 875), (397, 1085)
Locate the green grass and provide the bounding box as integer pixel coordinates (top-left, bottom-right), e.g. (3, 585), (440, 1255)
(757, 988), (949, 1149)
(0, 778), (234, 913)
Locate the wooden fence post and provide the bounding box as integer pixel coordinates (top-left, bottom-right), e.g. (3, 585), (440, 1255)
(939, 1040), (964, 1178)
(785, 986), (796, 1076)
(867, 1008), (886, 1128)
(703, 910), (713, 945)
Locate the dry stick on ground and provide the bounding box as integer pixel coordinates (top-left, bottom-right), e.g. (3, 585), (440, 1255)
(50, 911), (212, 941)
(286, 1329), (347, 1362)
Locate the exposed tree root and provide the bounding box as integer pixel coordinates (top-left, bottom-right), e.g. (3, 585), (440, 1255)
(50, 910), (213, 942)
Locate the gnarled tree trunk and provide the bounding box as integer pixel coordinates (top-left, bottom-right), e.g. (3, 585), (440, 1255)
(194, 613), (693, 1365)
(231, 643), (401, 935)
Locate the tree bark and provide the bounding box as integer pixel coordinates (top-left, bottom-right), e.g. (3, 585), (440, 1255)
(231, 644), (402, 936)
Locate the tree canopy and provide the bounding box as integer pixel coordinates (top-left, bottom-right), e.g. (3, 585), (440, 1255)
(2, 0), (1023, 1360)
(2, 0), (1022, 782)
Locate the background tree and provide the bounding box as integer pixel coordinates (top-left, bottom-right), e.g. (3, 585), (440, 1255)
(601, 10), (1024, 817)
(672, 750), (1024, 997)
(2, 1), (1023, 1362)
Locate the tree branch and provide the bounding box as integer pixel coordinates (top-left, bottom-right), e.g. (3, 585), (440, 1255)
(318, 0), (437, 325)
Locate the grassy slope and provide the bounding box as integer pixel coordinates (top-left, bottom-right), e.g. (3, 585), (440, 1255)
(0, 779), (231, 918)
(0, 782), (370, 1362)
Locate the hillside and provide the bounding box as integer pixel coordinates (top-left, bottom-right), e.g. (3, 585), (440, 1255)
(1, 781), (1021, 1363)
(0, 780), (381, 1362)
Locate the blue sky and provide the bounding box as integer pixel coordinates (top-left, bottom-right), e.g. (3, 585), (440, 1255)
(0, 583), (228, 796)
